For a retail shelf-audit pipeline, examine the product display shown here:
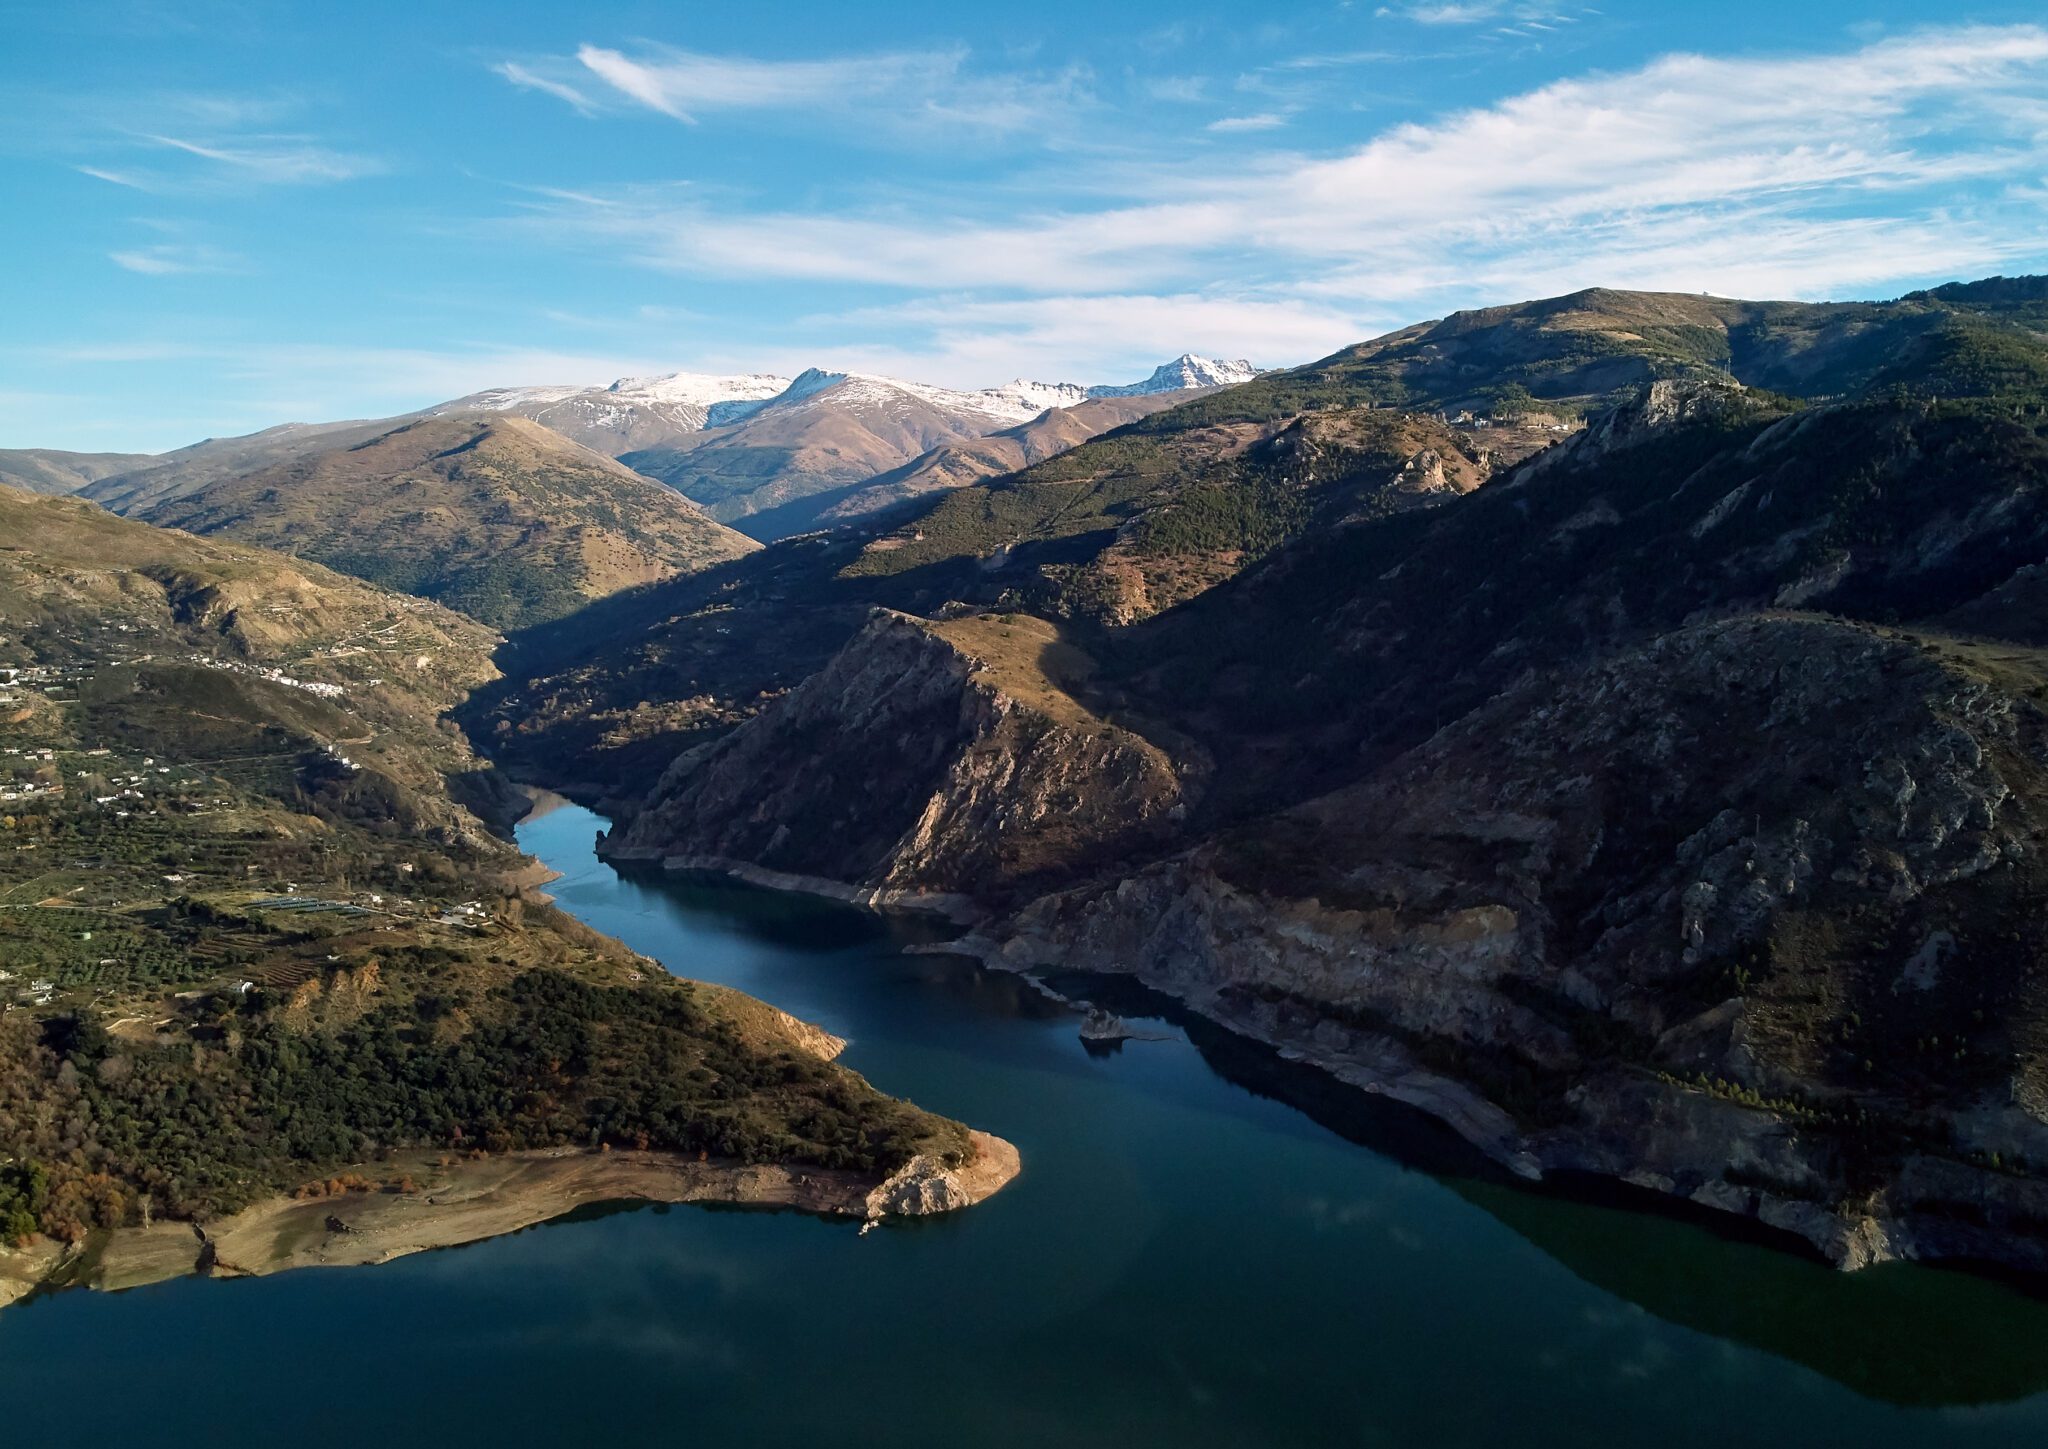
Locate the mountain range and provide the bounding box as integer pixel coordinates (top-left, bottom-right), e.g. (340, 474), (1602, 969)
(440, 353), (1257, 455)
(450, 354), (1259, 534)
(15, 276), (2048, 1276)
(0, 354), (1257, 634)
(616, 361), (1254, 533)
(458, 273), (2048, 1277)
(9, 356), (1260, 620)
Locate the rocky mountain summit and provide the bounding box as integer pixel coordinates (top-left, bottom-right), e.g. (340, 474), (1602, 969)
(433, 372), (795, 453)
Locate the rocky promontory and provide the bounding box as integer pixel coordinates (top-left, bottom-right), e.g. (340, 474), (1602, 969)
(0, 1131), (1021, 1309)
(608, 609), (1190, 900)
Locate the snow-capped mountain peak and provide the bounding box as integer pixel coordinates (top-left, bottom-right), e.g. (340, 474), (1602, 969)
(428, 370), (795, 451)
(1086, 354), (1260, 398)
(603, 371), (792, 408)
(761, 369), (1065, 427)
(986, 378), (1091, 414)
(425, 354), (1257, 457)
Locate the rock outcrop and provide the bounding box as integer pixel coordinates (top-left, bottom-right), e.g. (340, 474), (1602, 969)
(1, 1135), (1023, 1310)
(959, 615), (2048, 1268)
(1507, 377), (1755, 486)
(610, 610), (1189, 901)
(864, 1131), (1022, 1218)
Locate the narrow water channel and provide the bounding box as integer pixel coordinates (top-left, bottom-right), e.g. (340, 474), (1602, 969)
(5, 794), (2048, 1448)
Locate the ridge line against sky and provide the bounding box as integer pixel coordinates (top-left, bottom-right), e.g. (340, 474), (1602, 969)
(3, 0), (2046, 453)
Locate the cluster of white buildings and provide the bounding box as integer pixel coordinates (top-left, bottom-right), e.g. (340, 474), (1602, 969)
(0, 972), (58, 1008)
(178, 654), (347, 699)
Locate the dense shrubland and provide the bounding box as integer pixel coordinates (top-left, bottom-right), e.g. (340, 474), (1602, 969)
(0, 967), (962, 1243)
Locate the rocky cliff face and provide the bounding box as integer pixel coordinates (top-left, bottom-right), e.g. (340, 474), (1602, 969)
(963, 614), (2048, 1268)
(1505, 376), (1755, 486)
(609, 610), (1188, 901)
(585, 326), (2048, 1273)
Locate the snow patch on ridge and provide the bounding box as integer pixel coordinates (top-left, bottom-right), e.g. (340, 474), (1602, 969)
(432, 355), (1260, 441)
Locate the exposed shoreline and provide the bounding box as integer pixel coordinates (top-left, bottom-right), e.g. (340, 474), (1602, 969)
(600, 843), (982, 923)
(595, 840), (2046, 1278)
(0, 1131), (1020, 1312)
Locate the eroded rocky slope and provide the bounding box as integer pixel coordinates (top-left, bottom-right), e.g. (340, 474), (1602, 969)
(530, 275), (2048, 1272)
(607, 610), (1187, 904)
(967, 615), (2048, 1266)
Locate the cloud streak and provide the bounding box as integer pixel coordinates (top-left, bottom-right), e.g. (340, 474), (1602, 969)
(1208, 113), (1287, 133)
(494, 42), (1096, 141)
(108, 242), (241, 276)
(139, 133), (381, 185)
(494, 61), (596, 115)
(511, 24), (2048, 319)
(573, 44), (959, 119)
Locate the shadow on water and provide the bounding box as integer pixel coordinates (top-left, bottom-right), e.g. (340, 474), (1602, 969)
(573, 811), (2048, 1413)
(611, 860), (1072, 1025)
(1030, 965), (2048, 1408)
(1453, 1177), (2048, 1408)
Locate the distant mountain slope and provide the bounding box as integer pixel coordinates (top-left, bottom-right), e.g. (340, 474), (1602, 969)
(0, 448), (158, 496)
(732, 390), (1209, 539)
(0, 483), (499, 735)
(81, 419), (398, 515)
(619, 369), (1096, 530)
(1149, 278), (2048, 432)
(430, 371), (793, 454)
(29, 356), (1254, 555)
(618, 358), (1262, 534)
(843, 404), (1517, 624)
(420, 356), (1258, 505)
(111, 414), (756, 630)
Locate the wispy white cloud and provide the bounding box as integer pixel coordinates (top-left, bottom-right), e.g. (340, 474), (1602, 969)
(1376, 2), (1587, 24)
(1207, 113), (1287, 133)
(1256, 50), (1411, 72)
(22, 338), (681, 441)
(138, 132), (380, 185)
(29, 90), (381, 194)
(514, 25), (2048, 303)
(573, 43), (956, 119)
(494, 61), (596, 115)
(493, 42), (1095, 141)
(77, 164), (149, 189)
(1142, 75), (1210, 103)
(108, 242), (241, 276)
(1378, 2), (1508, 23)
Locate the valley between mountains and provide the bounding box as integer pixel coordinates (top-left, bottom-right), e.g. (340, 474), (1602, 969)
(9, 279), (2048, 1293)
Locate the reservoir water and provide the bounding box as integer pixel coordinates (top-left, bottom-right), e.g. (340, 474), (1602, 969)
(7, 796), (2048, 1446)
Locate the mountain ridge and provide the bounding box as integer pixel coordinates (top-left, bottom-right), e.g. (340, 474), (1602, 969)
(97, 412), (757, 630)
(518, 272), (2048, 1275)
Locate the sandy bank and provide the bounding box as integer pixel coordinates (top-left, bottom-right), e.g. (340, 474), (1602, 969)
(0, 1130), (1020, 1309)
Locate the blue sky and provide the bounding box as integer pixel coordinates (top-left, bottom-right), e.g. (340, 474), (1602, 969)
(5, 0), (2047, 452)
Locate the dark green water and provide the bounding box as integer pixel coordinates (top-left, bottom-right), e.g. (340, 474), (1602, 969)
(7, 797), (2048, 1446)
